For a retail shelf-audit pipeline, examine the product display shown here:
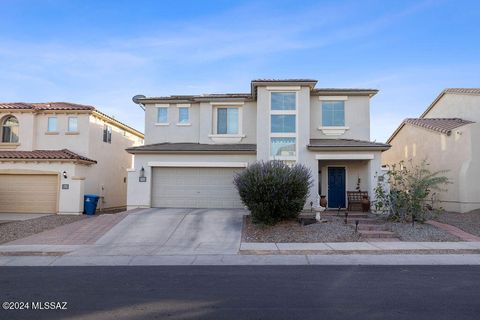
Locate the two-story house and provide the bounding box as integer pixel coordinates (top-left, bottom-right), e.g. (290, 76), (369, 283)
(0, 102), (144, 214)
(126, 79), (390, 210)
(383, 88), (480, 213)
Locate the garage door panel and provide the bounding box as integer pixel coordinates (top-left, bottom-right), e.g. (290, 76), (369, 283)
(0, 174), (58, 214)
(152, 167), (244, 208)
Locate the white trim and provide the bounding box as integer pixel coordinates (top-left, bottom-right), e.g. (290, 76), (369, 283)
(155, 123), (170, 126)
(318, 126), (349, 136)
(270, 132), (295, 138)
(266, 86), (301, 91)
(315, 153), (374, 160)
(147, 161), (248, 168)
(208, 134), (245, 143)
(176, 123), (191, 126)
(211, 106), (243, 137)
(175, 104), (191, 108)
(155, 104), (169, 108)
(127, 168), (136, 172)
(210, 102), (245, 106)
(319, 96), (348, 101)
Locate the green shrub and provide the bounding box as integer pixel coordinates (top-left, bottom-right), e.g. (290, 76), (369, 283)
(233, 161), (312, 225)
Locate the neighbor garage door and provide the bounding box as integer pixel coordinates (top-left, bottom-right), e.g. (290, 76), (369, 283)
(151, 167), (244, 208)
(0, 174), (58, 214)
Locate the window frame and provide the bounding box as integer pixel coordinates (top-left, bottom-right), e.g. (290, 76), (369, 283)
(156, 105), (169, 125)
(47, 116), (58, 132)
(176, 105), (190, 125)
(321, 100), (345, 127)
(1, 115), (19, 143)
(212, 106), (241, 135)
(103, 125), (112, 144)
(269, 91), (298, 160)
(67, 116), (78, 132)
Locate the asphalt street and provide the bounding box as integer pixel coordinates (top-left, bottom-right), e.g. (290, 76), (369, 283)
(0, 265), (479, 320)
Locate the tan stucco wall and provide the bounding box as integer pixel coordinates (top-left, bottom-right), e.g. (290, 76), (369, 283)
(310, 96), (370, 140)
(85, 115), (143, 210)
(0, 110), (143, 213)
(144, 102), (257, 145)
(0, 163), (85, 214)
(383, 121), (478, 212)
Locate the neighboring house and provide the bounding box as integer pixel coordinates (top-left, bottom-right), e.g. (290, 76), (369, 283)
(383, 88), (480, 213)
(127, 79), (390, 210)
(0, 102), (144, 214)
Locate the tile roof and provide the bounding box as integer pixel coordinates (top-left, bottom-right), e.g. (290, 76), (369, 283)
(0, 102), (94, 110)
(251, 79), (318, 82)
(308, 139), (390, 150)
(127, 142), (256, 154)
(138, 93), (252, 102)
(404, 118), (474, 135)
(0, 149), (97, 163)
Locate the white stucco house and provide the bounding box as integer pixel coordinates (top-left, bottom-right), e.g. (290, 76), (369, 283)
(127, 79), (390, 210)
(0, 102), (144, 214)
(383, 88), (480, 213)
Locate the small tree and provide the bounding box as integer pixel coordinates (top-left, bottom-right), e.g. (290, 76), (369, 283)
(374, 160), (450, 222)
(234, 161), (312, 225)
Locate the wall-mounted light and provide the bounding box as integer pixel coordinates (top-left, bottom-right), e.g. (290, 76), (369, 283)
(62, 171), (68, 179)
(139, 166), (147, 182)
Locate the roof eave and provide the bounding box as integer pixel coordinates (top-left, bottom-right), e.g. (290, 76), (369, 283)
(307, 146), (391, 152)
(126, 149), (257, 155)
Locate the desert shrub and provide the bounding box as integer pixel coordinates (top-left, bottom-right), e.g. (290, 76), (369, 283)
(374, 160), (450, 222)
(233, 161), (312, 225)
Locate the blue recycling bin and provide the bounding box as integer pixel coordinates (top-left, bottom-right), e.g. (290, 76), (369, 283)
(84, 194), (100, 215)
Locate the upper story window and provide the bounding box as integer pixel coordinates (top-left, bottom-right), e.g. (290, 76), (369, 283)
(270, 92), (297, 159)
(322, 101), (345, 126)
(1, 116), (19, 143)
(217, 108), (239, 134)
(68, 117), (78, 132)
(178, 107), (189, 124)
(103, 125), (112, 143)
(47, 117), (57, 132)
(271, 92), (296, 110)
(157, 107), (168, 124)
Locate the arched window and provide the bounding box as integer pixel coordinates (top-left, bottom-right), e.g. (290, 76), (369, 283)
(1, 116), (19, 143)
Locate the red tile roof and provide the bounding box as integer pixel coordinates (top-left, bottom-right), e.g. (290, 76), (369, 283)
(0, 149), (97, 163)
(404, 118), (474, 135)
(0, 102), (94, 110)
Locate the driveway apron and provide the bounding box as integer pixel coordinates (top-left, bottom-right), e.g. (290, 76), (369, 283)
(84, 208), (245, 256)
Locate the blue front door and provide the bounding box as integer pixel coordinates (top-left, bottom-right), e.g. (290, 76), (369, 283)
(328, 167), (346, 208)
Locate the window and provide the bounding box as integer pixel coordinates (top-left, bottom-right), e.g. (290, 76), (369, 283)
(178, 107), (189, 124)
(1, 116), (19, 143)
(157, 107), (168, 124)
(271, 115), (295, 133)
(217, 108), (239, 134)
(270, 92), (296, 158)
(271, 92), (296, 110)
(47, 117), (57, 132)
(271, 138), (296, 157)
(322, 101), (345, 126)
(103, 125), (112, 143)
(68, 117), (78, 132)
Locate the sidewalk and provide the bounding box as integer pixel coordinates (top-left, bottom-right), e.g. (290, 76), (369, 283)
(1, 241), (480, 266)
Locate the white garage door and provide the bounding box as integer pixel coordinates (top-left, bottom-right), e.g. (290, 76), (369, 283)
(0, 174), (58, 214)
(151, 167), (244, 208)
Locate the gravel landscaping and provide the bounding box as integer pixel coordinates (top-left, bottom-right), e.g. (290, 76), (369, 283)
(433, 210), (480, 237)
(0, 215), (87, 244)
(243, 215), (361, 243)
(387, 222), (460, 242)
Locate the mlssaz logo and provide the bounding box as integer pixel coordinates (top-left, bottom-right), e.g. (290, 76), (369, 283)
(32, 302), (68, 310)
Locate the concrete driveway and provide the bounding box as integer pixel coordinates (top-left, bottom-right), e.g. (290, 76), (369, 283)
(91, 208), (246, 255)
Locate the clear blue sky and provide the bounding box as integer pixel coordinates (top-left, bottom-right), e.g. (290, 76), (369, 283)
(1, 0), (479, 142)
